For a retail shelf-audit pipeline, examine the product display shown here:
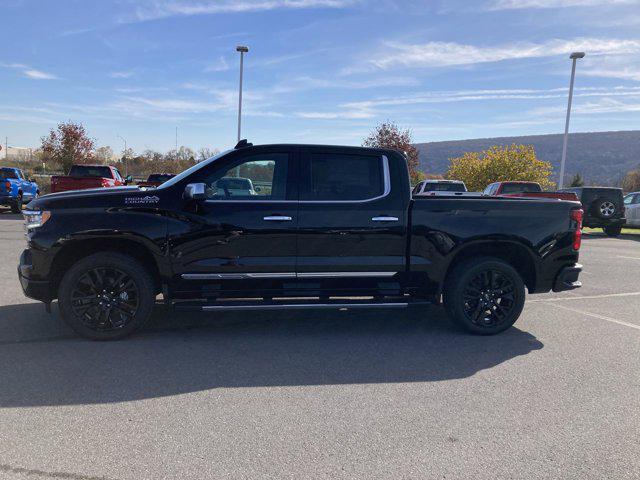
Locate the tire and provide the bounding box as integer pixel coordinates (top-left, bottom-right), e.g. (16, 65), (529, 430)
(592, 198), (617, 220)
(11, 193), (22, 214)
(443, 257), (525, 335)
(58, 253), (156, 340)
(603, 225), (622, 237)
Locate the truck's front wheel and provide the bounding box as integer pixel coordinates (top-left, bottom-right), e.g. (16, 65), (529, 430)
(443, 257), (525, 335)
(58, 253), (155, 340)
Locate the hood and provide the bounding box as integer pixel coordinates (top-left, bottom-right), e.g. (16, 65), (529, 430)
(27, 186), (163, 210)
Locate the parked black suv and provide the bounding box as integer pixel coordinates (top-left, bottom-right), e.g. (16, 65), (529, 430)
(560, 187), (626, 236)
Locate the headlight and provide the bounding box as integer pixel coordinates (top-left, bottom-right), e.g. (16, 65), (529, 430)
(23, 210), (51, 230)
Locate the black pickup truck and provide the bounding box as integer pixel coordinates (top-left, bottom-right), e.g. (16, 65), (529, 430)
(19, 142), (584, 340)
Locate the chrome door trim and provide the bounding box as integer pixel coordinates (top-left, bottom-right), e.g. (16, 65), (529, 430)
(182, 271), (398, 280)
(296, 271), (397, 278)
(263, 216), (293, 221)
(182, 273), (296, 280)
(371, 216), (399, 222)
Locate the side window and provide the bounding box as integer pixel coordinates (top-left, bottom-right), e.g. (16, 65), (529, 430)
(483, 184), (494, 195)
(633, 194), (640, 205)
(17, 170), (24, 180)
(412, 182), (423, 195)
(302, 153), (385, 201)
(198, 153), (288, 200)
(114, 169), (123, 181)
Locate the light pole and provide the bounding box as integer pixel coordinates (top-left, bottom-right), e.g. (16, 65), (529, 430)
(117, 134), (128, 176)
(236, 45), (249, 143)
(559, 51), (585, 189)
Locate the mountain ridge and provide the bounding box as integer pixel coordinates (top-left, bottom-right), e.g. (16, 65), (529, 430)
(414, 130), (640, 186)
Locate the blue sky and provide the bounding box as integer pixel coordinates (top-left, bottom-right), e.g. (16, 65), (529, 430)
(2, 0), (640, 155)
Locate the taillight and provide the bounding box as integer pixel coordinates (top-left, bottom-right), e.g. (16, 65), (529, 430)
(571, 209), (583, 251)
(4, 181), (10, 191)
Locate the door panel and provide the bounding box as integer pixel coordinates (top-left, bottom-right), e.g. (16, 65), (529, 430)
(296, 150), (408, 278)
(169, 150), (298, 295)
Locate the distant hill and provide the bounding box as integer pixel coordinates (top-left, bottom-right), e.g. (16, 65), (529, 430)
(414, 130), (640, 186)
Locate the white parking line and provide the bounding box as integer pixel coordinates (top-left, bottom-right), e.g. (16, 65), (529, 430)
(617, 255), (640, 260)
(529, 291), (640, 302)
(548, 303), (640, 331)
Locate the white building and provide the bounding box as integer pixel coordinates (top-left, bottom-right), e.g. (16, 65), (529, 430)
(1, 145), (36, 161)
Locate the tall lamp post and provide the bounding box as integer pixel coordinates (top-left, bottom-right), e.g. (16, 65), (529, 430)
(559, 51), (585, 189)
(236, 45), (249, 143)
(117, 134), (128, 176)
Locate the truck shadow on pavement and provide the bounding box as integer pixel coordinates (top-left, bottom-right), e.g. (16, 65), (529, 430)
(0, 302), (543, 407)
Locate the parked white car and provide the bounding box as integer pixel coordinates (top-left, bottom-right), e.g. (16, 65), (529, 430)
(624, 192), (640, 227)
(412, 179), (478, 197)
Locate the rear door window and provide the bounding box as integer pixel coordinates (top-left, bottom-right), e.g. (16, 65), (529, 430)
(301, 153), (385, 201)
(69, 165), (113, 178)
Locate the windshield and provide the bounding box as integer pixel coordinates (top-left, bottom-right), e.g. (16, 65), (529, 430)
(501, 183), (542, 194)
(69, 165), (112, 178)
(158, 150), (231, 189)
(423, 182), (466, 192)
(1, 168), (18, 179)
(147, 174), (175, 183)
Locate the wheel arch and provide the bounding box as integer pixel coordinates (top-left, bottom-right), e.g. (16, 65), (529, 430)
(50, 237), (162, 297)
(443, 240), (537, 293)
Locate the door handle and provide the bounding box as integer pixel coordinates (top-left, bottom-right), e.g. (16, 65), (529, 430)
(372, 216), (399, 222)
(263, 216), (292, 221)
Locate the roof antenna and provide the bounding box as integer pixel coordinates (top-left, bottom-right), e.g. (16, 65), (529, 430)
(235, 139), (253, 149)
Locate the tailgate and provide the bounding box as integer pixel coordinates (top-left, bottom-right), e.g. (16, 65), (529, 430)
(51, 176), (106, 192)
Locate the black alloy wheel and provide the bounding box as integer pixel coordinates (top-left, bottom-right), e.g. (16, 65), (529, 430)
(70, 267), (140, 332)
(444, 257), (525, 335)
(58, 253), (155, 340)
(462, 269), (516, 329)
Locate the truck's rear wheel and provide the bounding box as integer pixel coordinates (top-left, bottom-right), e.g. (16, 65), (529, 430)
(444, 257), (525, 335)
(58, 253), (155, 340)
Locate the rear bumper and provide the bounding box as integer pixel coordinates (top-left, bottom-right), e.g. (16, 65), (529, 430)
(18, 249), (52, 303)
(0, 194), (17, 206)
(553, 263), (583, 292)
(583, 217), (626, 228)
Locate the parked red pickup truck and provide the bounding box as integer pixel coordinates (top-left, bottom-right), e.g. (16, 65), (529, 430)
(51, 165), (127, 193)
(483, 181), (578, 201)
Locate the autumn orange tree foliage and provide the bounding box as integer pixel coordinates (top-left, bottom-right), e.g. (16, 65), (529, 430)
(363, 122), (424, 184)
(446, 144), (555, 192)
(41, 121), (95, 173)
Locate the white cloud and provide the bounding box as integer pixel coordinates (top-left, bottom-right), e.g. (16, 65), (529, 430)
(126, 0), (354, 22)
(530, 97), (640, 116)
(487, 0), (639, 10)
(367, 38), (640, 70)
(23, 69), (58, 80)
(109, 71), (134, 79)
(1, 62), (58, 80)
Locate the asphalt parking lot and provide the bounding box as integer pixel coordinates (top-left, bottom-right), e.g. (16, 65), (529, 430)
(0, 211), (638, 480)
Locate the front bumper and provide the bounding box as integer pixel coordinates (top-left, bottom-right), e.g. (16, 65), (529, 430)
(553, 263), (583, 292)
(18, 249), (52, 303)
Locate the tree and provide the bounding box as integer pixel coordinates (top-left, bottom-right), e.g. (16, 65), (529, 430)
(198, 147), (219, 162)
(41, 121), (95, 172)
(363, 122), (423, 184)
(94, 146), (114, 164)
(569, 173), (585, 187)
(622, 169), (640, 192)
(446, 144), (554, 192)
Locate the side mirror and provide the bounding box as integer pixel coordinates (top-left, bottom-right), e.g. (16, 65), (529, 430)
(125, 175), (133, 185)
(184, 183), (206, 200)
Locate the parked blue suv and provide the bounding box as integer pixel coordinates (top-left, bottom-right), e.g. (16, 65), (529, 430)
(0, 167), (39, 213)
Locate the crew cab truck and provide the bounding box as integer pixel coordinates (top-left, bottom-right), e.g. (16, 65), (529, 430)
(51, 165), (127, 193)
(0, 167), (39, 213)
(19, 142), (584, 340)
